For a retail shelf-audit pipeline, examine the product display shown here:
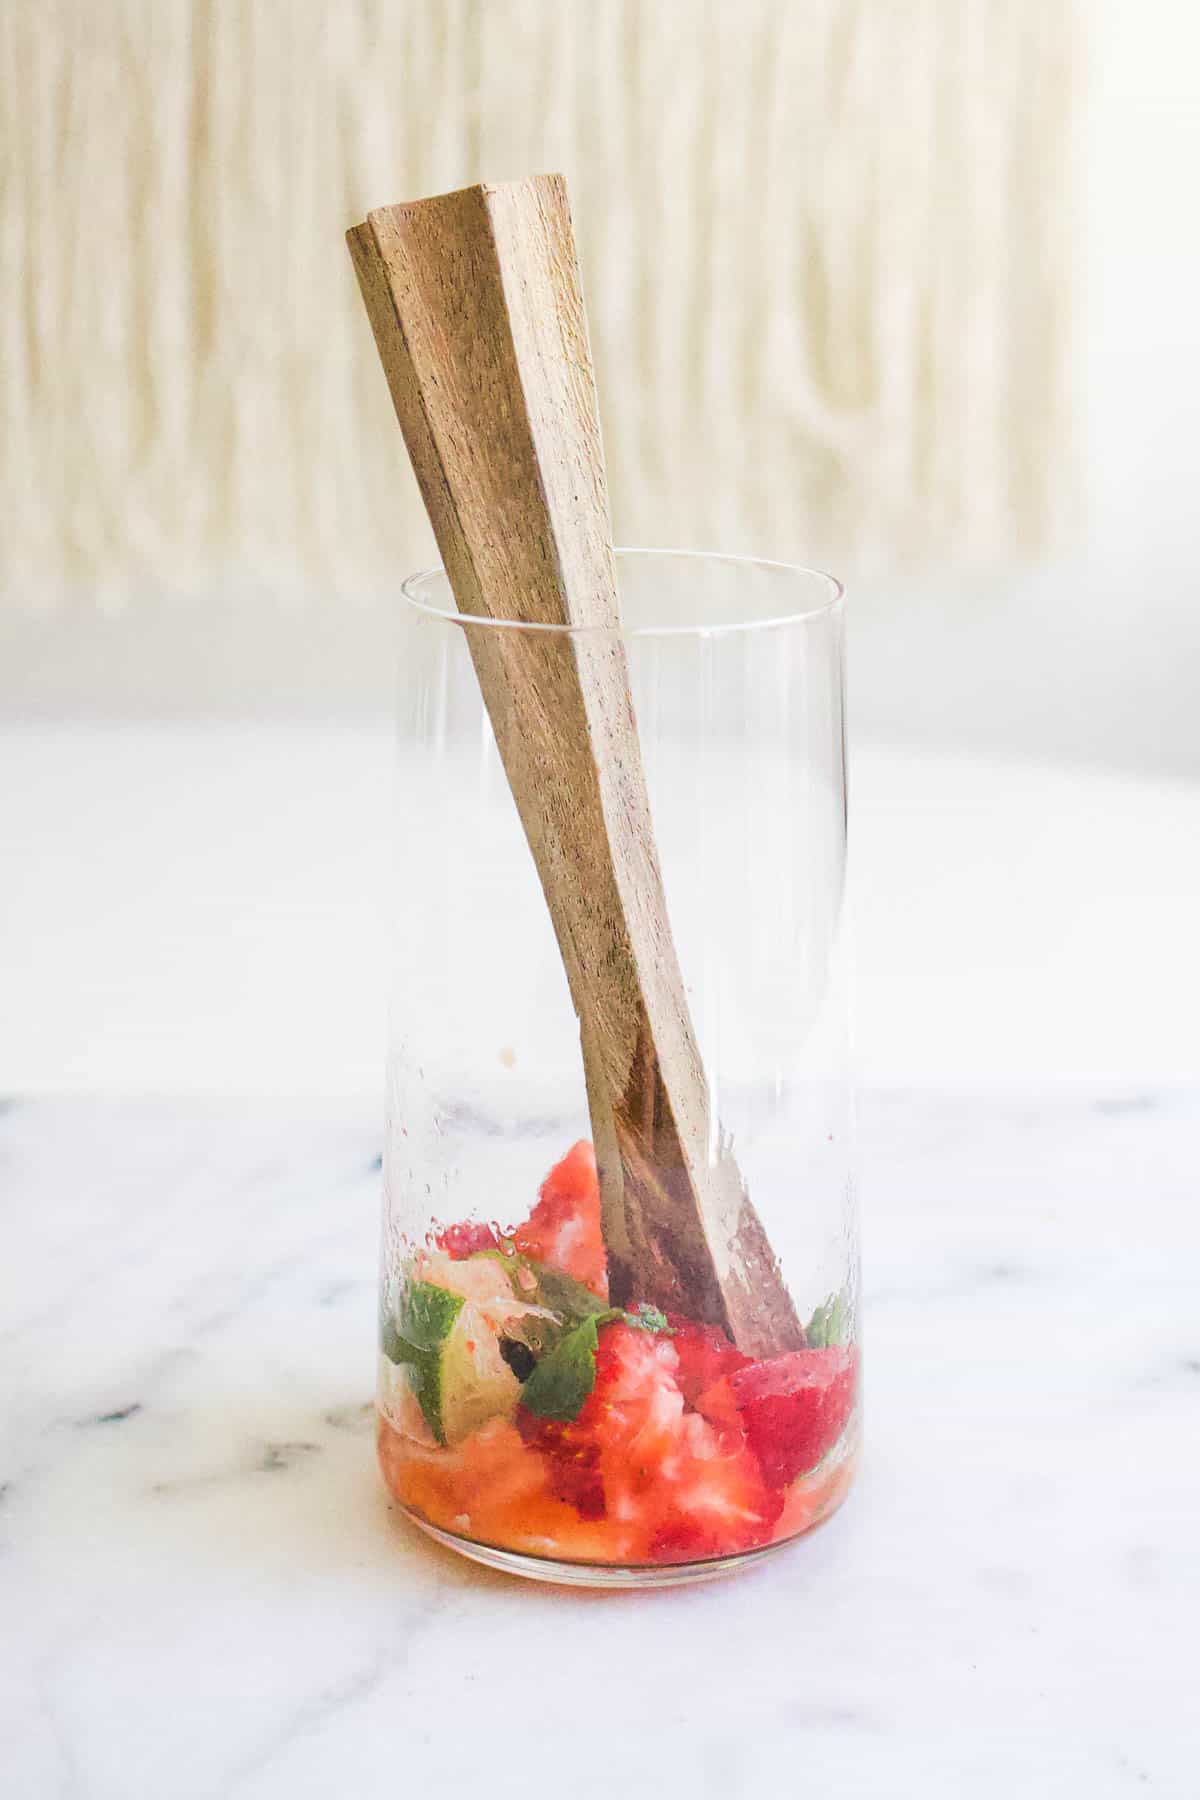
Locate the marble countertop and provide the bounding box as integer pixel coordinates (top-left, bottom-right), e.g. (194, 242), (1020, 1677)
(4, 726), (1200, 1096)
(3, 1086), (1197, 1797)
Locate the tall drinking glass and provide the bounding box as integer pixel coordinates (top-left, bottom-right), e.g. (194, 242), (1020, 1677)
(378, 549), (856, 1586)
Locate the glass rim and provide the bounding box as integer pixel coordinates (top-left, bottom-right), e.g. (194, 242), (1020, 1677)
(399, 546), (844, 638)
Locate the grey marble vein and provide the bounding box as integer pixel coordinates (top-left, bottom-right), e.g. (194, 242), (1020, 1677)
(1, 1089), (1198, 1799)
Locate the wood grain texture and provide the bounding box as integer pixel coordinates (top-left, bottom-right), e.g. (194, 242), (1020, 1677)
(348, 175), (803, 1354)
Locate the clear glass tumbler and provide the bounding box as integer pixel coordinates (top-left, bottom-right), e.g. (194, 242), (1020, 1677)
(378, 549), (856, 1587)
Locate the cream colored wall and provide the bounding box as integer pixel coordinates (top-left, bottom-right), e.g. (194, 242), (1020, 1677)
(2, 0), (1075, 634)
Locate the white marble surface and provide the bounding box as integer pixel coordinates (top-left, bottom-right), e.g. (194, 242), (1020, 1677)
(3, 1086), (1197, 1797)
(4, 726), (1200, 1096)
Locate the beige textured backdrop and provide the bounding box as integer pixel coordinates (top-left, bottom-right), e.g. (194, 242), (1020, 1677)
(2, 0), (1074, 624)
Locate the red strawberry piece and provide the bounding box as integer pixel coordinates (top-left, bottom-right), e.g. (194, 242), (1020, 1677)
(561, 1320), (685, 1473)
(589, 1325), (781, 1558)
(518, 1323), (686, 1530)
(730, 1347), (858, 1488)
(518, 1318), (679, 1522)
(668, 1316), (752, 1407)
(518, 1410), (606, 1519)
(645, 1410), (784, 1562)
(691, 1374), (744, 1439)
(435, 1220), (504, 1259)
(513, 1139), (608, 1297)
(521, 1322), (782, 1560)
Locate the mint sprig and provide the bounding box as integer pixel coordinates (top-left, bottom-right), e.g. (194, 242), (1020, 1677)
(806, 1290), (850, 1348)
(519, 1301), (673, 1422)
(520, 1309), (621, 1420)
(624, 1302), (672, 1334)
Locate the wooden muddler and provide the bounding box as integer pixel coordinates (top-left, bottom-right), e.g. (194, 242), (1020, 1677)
(348, 175), (802, 1356)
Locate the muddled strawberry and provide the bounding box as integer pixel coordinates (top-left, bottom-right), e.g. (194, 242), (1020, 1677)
(729, 1346), (858, 1488)
(518, 1411), (606, 1519)
(436, 1219), (504, 1260)
(668, 1315), (752, 1406)
(386, 1143), (857, 1565)
(512, 1139), (608, 1298)
(522, 1321), (781, 1561)
(645, 1408), (784, 1562)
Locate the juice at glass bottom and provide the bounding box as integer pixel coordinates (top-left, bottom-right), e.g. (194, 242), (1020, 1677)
(378, 1138), (859, 1578)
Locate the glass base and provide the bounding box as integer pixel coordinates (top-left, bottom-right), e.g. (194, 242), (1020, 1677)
(403, 1511), (804, 1586)
(392, 1441), (859, 1589)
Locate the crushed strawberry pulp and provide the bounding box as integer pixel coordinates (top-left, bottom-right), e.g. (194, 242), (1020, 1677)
(378, 1141), (858, 1566)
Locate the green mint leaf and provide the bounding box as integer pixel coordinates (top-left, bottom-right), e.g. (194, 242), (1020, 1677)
(624, 1302), (672, 1334)
(520, 1309), (622, 1422)
(464, 1251), (610, 1360)
(466, 1248), (608, 1329)
(526, 1261), (611, 1325)
(806, 1290), (850, 1348)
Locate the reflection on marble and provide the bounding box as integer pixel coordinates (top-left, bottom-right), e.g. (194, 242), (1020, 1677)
(2, 1089), (1198, 1798)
